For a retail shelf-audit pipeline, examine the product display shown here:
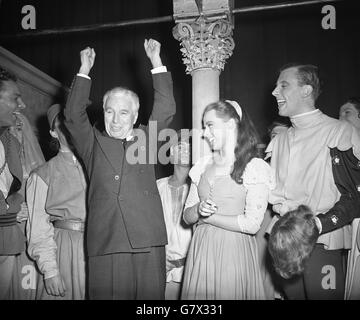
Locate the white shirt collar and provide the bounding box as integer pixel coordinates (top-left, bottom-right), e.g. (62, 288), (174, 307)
(290, 108), (319, 119)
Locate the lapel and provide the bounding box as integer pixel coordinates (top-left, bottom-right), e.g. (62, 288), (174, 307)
(94, 125), (149, 173)
(94, 129), (124, 173)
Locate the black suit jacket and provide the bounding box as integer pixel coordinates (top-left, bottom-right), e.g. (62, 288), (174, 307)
(64, 72), (175, 256)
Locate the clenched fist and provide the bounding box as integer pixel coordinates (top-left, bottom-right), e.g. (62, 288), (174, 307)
(144, 39), (163, 69)
(79, 47), (96, 76)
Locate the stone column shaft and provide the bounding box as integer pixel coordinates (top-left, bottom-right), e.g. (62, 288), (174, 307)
(173, 14), (234, 163)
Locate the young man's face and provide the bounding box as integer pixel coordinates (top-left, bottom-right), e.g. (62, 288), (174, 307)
(104, 94), (138, 139)
(339, 102), (360, 130)
(0, 80), (26, 127)
(272, 67), (306, 118)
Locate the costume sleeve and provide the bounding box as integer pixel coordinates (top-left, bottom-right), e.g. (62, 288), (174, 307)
(26, 173), (59, 279)
(328, 121), (360, 160)
(317, 147), (360, 234)
(317, 195), (360, 234)
(148, 72), (176, 132)
(239, 158), (275, 234)
(64, 75), (95, 163)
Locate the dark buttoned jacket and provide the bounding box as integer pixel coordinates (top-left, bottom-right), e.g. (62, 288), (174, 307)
(317, 148), (360, 234)
(64, 72), (175, 256)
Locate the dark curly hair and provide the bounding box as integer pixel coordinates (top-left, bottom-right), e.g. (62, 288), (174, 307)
(203, 100), (260, 184)
(268, 205), (319, 279)
(0, 66), (17, 94)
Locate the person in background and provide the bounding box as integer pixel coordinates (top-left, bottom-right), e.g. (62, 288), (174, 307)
(26, 104), (87, 300)
(339, 97), (360, 133)
(338, 97), (360, 299)
(157, 130), (192, 300)
(268, 120), (289, 141)
(0, 67), (45, 300)
(181, 100), (274, 300)
(255, 120), (291, 299)
(268, 205), (320, 279)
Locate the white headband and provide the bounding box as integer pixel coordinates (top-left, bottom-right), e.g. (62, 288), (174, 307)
(225, 100), (242, 120)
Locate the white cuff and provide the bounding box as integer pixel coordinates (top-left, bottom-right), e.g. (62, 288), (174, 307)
(44, 268), (59, 280)
(151, 66), (167, 74)
(77, 73), (91, 80)
(314, 216), (322, 234)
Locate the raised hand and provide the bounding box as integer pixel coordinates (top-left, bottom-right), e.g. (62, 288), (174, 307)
(79, 47), (96, 76)
(144, 39), (163, 69)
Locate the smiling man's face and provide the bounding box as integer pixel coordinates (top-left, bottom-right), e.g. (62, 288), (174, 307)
(272, 67), (306, 118)
(104, 93), (138, 139)
(0, 80), (26, 127)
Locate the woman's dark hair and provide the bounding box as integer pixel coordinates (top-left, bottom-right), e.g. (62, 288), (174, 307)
(203, 100), (260, 184)
(268, 205), (319, 279)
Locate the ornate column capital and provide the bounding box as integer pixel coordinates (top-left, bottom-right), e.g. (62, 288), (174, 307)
(173, 14), (235, 74)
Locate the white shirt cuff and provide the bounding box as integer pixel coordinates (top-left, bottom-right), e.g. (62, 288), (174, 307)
(314, 216), (322, 234)
(44, 268), (59, 280)
(77, 73), (91, 80)
(151, 66), (167, 74)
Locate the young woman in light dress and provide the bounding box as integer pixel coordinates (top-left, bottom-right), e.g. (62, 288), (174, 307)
(181, 100), (274, 300)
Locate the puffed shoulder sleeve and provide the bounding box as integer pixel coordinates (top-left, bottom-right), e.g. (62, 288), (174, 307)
(242, 157), (275, 189)
(188, 155), (212, 186)
(328, 121), (360, 160)
(237, 158), (275, 234)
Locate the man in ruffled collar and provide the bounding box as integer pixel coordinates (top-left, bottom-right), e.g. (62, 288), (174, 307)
(266, 63), (360, 299)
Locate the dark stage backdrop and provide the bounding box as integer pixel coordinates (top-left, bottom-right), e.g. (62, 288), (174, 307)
(0, 0), (359, 155)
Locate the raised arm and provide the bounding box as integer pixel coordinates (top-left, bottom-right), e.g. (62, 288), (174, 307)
(64, 47), (96, 163)
(144, 38), (163, 69)
(144, 39), (176, 130)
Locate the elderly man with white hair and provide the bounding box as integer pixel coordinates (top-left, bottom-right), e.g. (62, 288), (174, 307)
(64, 39), (176, 300)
